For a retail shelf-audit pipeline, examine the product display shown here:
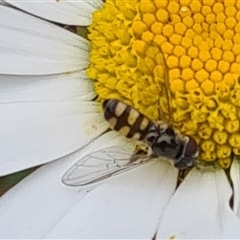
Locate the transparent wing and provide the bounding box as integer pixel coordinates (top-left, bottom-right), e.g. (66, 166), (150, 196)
(62, 146), (153, 187)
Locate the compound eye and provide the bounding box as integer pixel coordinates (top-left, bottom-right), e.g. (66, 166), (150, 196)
(185, 137), (198, 157)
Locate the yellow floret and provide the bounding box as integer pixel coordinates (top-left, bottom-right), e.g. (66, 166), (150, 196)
(171, 14), (181, 24)
(198, 124), (212, 139)
(213, 3), (224, 13)
(183, 16), (194, 28)
(156, 9), (169, 22)
(225, 6), (237, 17)
(206, 13), (215, 24)
(210, 71), (223, 82)
(233, 147), (240, 155)
(180, 0), (191, 6)
(236, 11), (240, 21)
(222, 39), (233, 51)
(175, 22), (187, 36)
(211, 48), (223, 60)
(153, 35), (166, 46)
(216, 12), (226, 23)
(173, 46), (186, 57)
(205, 59), (217, 72)
(151, 22), (163, 35)
(132, 21), (147, 37)
(232, 44), (240, 55)
(201, 140), (216, 152)
(193, 24), (202, 34)
(162, 24), (174, 38)
(161, 42), (174, 54)
(215, 38), (224, 49)
(237, 55), (240, 63)
(192, 59), (204, 71)
(199, 41), (209, 50)
(188, 46), (199, 58)
(216, 23), (226, 34)
(203, 0), (214, 7)
(226, 119), (239, 133)
(182, 68), (194, 80)
(226, 17), (237, 29)
(201, 80), (214, 94)
(185, 79), (199, 92)
(167, 1), (180, 14)
(235, 22), (240, 33)
(170, 34), (182, 45)
(229, 133), (240, 147)
(199, 50), (211, 62)
(139, 0), (156, 13)
(233, 33), (240, 43)
(185, 29), (195, 38)
(190, 0), (202, 13)
(132, 40), (146, 57)
(201, 5), (211, 16)
(193, 35), (202, 46)
(154, 0), (167, 8)
(179, 55), (191, 68)
(201, 152), (217, 162)
(213, 131), (228, 145)
(194, 13), (204, 23)
(166, 55), (179, 68)
(169, 68), (181, 80)
(223, 73), (237, 88)
(217, 145), (231, 158)
(179, 6), (191, 18)
(181, 37), (192, 49)
(224, 29), (234, 39)
(170, 79), (185, 93)
(141, 31), (154, 42)
(143, 13), (156, 26)
(202, 23), (209, 32)
(218, 157), (232, 169)
(195, 69), (209, 83)
(231, 63), (240, 74)
(153, 65), (165, 81)
(218, 61), (230, 74)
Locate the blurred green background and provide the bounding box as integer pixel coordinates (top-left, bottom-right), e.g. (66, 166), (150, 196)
(0, 168), (37, 197)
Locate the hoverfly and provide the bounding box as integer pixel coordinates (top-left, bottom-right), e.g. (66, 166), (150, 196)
(62, 41), (199, 187)
(62, 99), (199, 187)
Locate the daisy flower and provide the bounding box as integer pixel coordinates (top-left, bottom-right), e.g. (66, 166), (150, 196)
(1, 0), (240, 239)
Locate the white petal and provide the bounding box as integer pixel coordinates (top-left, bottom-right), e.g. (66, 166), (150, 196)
(156, 167), (240, 239)
(45, 161), (178, 238)
(5, 0), (103, 26)
(0, 5), (89, 75)
(0, 131), (140, 238)
(0, 99), (108, 176)
(230, 157), (240, 217)
(0, 71), (95, 103)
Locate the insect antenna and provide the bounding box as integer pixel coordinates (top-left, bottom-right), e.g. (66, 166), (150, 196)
(160, 47), (173, 126)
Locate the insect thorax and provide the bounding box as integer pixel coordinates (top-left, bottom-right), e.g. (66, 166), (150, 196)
(144, 123), (183, 160)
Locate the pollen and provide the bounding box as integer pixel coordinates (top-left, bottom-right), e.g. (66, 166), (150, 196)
(87, 0), (240, 168)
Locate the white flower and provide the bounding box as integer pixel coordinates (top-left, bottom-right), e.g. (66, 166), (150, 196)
(1, 1), (240, 239)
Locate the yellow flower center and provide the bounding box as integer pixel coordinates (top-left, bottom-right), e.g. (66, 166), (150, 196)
(87, 0), (240, 169)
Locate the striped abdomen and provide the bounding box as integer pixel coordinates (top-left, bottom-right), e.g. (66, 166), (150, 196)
(103, 99), (155, 141)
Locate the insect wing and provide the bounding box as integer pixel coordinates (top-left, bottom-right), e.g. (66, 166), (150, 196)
(62, 146), (152, 187)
